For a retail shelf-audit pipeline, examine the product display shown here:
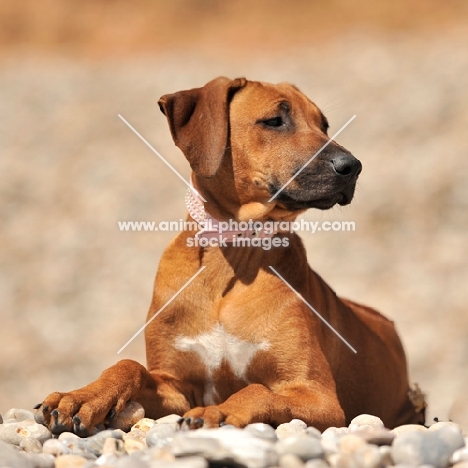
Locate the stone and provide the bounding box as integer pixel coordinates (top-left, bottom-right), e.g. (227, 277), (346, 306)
(379, 445), (393, 466)
(276, 422), (307, 439)
(132, 417), (157, 432)
(453, 463), (468, 468)
(349, 414), (384, 432)
(279, 453), (306, 468)
(19, 436), (43, 453)
(290, 419), (308, 428)
(452, 447), (468, 464)
(276, 435), (324, 461)
(155, 414), (183, 425)
(354, 427), (395, 446)
(125, 428), (147, 441)
(305, 460), (329, 468)
(116, 454), (151, 468)
(4, 408), (36, 422)
(43, 438), (73, 456)
(245, 423), (278, 441)
(322, 426), (349, 440)
(327, 452), (357, 468)
(124, 437), (146, 454)
(306, 427), (322, 439)
(354, 443), (381, 468)
(171, 427), (277, 468)
(24, 453), (55, 468)
(170, 433), (221, 457)
(102, 436), (126, 455)
(391, 424), (428, 435)
(83, 429), (124, 456)
(428, 421), (463, 432)
(0, 439), (34, 468)
(338, 434), (367, 454)
(146, 423), (177, 448)
(58, 431), (80, 440)
(108, 401), (145, 432)
(391, 424), (465, 468)
(54, 454), (89, 468)
(0, 419), (51, 445)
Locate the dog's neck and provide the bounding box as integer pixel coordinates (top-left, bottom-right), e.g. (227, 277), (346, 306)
(185, 178), (277, 243)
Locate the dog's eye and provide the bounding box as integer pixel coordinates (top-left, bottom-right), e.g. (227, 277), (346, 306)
(262, 117), (284, 127)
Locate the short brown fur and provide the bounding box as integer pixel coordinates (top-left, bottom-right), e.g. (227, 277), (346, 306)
(37, 77), (424, 435)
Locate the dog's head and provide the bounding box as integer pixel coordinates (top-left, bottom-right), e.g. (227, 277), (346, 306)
(159, 77), (361, 221)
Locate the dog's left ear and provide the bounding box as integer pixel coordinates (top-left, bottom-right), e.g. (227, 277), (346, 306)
(158, 77), (247, 178)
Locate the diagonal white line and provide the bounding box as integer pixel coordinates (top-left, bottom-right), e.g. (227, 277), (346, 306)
(268, 266), (357, 353)
(269, 115), (356, 202)
(118, 114), (207, 203)
(117, 266), (206, 354)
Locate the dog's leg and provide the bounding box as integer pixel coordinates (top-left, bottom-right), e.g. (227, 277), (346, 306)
(182, 381), (345, 431)
(35, 359), (190, 436)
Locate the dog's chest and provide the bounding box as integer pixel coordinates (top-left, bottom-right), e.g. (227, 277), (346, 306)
(174, 324), (270, 405)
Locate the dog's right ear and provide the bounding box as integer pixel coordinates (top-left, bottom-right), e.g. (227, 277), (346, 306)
(158, 77), (246, 178)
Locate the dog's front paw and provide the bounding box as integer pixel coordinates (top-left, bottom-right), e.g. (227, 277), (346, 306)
(179, 406), (245, 429)
(34, 390), (122, 437)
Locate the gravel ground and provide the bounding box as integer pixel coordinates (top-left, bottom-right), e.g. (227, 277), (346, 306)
(0, 406), (467, 468)
(1, 29), (468, 430)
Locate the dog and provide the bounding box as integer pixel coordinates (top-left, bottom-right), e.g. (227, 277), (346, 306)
(35, 77), (425, 436)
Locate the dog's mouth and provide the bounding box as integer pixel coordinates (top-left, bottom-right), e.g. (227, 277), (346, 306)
(271, 188), (353, 212)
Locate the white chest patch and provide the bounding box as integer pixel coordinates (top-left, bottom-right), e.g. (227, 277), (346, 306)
(174, 324), (271, 405)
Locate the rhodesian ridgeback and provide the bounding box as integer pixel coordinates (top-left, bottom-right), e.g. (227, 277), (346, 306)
(36, 77), (425, 435)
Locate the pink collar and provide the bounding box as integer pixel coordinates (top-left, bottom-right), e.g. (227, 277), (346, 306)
(185, 185), (277, 243)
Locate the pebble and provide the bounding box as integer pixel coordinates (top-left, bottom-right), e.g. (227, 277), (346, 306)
(146, 422), (177, 448)
(246, 422), (278, 441)
(19, 437), (43, 453)
(354, 427), (395, 446)
(379, 445), (394, 466)
(354, 443), (382, 468)
(155, 414), (184, 425)
(305, 460), (329, 468)
(349, 414), (384, 432)
(277, 435), (324, 461)
(25, 453), (55, 468)
(391, 424), (428, 435)
(4, 408), (36, 422)
(277, 420), (308, 439)
(392, 422), (465, 468)
(108, 401), (145, 432)
(0, 408), (466, 468)
(0, 419), (51, 445)
(55, 454), (89, 468)
(452, 446), (468, 464)
(279, 453), (306, 468)
(132, 417), (157, 432)
(338, 434), (367, 454)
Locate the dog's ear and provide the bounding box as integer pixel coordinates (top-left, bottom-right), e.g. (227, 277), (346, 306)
(158, 77), (247, 178)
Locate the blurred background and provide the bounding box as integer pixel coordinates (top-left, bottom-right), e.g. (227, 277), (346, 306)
(1, 0), (467, 427)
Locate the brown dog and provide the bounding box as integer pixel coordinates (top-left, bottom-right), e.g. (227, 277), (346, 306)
(36, 77), (425, 436)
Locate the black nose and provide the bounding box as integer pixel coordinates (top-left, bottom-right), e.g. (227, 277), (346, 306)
(331, 154), (362, 177)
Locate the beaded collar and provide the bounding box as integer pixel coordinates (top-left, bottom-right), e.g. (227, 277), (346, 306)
(184, 181), (277, 243)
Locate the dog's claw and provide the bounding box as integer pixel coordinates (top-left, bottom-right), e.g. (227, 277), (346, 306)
(51, 409), (59, 419)
(33, 403), (42, 410)
(194, 418), (204, 427)
(72, 415), (81, 425)
(42, 405), (49, 414)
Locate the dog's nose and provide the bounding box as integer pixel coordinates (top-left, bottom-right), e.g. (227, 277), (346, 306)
(331, 154), (362, 177)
